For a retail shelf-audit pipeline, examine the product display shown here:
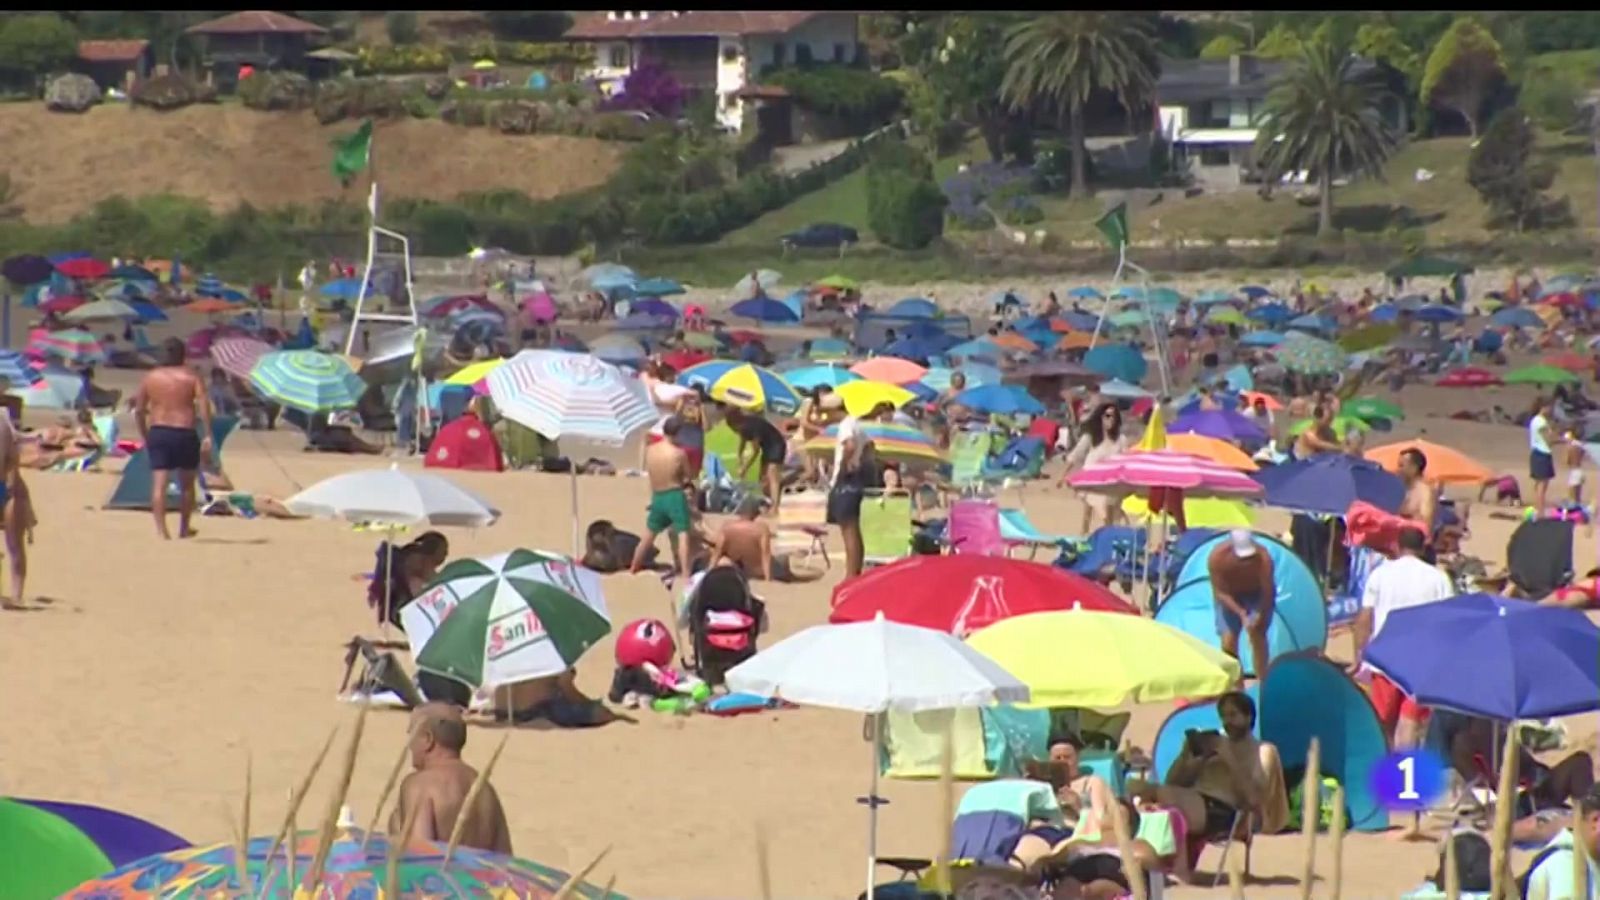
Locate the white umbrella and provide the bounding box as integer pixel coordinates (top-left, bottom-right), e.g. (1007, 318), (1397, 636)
(486, 350), (656, 553)
(725, 613), (1028, 899)
(401, 548), (608, 656)
(284, 464), (500, 527)
(64, 298), (138, 323)
(734, 268), (783, 295)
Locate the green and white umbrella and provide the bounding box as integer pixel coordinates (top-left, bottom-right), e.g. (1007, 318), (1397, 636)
(1274, 334), (1347, 375)
(411, 550), (611, 690)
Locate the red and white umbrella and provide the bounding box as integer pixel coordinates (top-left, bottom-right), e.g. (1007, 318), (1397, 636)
(1066, 450), (1263, 498)
(210, 336), (275, 380)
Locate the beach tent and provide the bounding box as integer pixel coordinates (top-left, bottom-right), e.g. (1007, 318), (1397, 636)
(1153, 532), (1326, 677)
(103, 417), (238, 511)
(424, 414), (504, 472)
(1151, 653), (1388, 832)
(880, 706), (1051, 780)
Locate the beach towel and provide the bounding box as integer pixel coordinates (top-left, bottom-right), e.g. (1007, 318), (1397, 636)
(1344, 500), (1429, 554)
(881, 708), (994, 779)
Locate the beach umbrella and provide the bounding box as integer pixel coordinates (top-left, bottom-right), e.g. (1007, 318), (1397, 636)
(1247, 303), (1293, 325)
(1344, 397), (1405, 423)
(881, 335), (956, 363)
(967, 609), (1240, 708)
(952, 383), (1045, 415)
(126, 298), (167, 323)
(1337, 324), (1401, 353)
(522, 291), (558, 324)
(589, 333), (648, 365)
(63, 298), (137, 323)
(1240, 285), (1273, 299)
(38, 295), (86, 315)
(1542, 291), (1582, 308)
(2, 254), (52, 285)
(785, 363), (861, 391)
(1194, 289), (1235, 305)
(725, 614), (1028, 900)
(886, 296), (939, 318)
(633, 276), (686, 297)
(1204, 307), (1247, 327)
(1253, 455), (1405, 515)
(1288, 313), (1336, 333)
(1159, 433), (1258, 471)
(248, 350), (365, 413)
(815, 274), (858, 291)
(990, 331), (1038, 354)
(0, 798), (189, 899)
(1097, 379), (1151, 399)
(1275, 335), (1347, 375)
(208, 336), (274, 380)
(1365, 593), (1600, 721)
(923, 363), (1002, 391)
(625, 297), (678, 320)
(319, 278), (365, 299)
(182, 297), (236, 315)
(1083, 344), (1147, 383)
(415, 565), (610, 691)
(1437, 366), (1503, 388)
(850, 356), (927, 385)
(1063, 286), (1100, 300)
(1490, 307), (1545, 329)
(1167, 409), (1267, 444)
(659, 349), (711, 372)
(830, 556), (1131, 634)
(729, 296), (800, 324)
(1415, 304), (1463, 324)
(403, 549), (607, 654)
(55, 257), (108, 280)
(803, 421), (942, 465)
(833, 380), (916, 416)
(1067, 450), (1263, 498)
(27, 328), (105, 365)
(9, 371), (83, 409)
(1366, 438), (1491, 485)
(0, 350), (40, 387)
(286, 465), (500, 528)
(193, 273), (226, 296)
(734, 269), (782, 295)
(1240, 330), (1285, 348)
(946, 337), (1001, 362)
(1369, 304), (1402, 323)
(679, 360), (800, 414)
(1286, 415), (1370, 438)
(107, 263), (158, 283)
(1123, 494), (1255, 528)
(1107, 310), (1147, 330)
(579, 262), (635, 284)
(1505, 363), (1579, 386)
(62, 827), (619, 899)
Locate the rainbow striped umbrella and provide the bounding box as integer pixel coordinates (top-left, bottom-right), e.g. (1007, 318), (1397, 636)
(486, 350), (654, 444)
(804, 421), (944, 465)
(1, 797), (188, 899)
(247, 350), (366, 413)
(27, 328), (105, 365)
(62, 826), (618, 899)
(678, 360), (800, 415)
(209, 336), (274, 380)
(1066, 450), (1263, 498)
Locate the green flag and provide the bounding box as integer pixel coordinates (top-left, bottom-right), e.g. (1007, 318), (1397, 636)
(1095, 202), (1129, 249)
(331, 119), (373, 187)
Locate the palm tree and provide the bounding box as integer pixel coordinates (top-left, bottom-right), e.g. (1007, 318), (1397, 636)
(1000, 13), (1159, 198)
(1253, 40), (1398, 236)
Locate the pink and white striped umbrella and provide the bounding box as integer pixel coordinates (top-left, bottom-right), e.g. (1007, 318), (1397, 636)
(209, 336), (274, 380)
(1066, 450), (1263, 498)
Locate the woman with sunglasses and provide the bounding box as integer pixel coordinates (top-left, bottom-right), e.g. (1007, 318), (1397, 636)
(1060, 402), (1129, 533)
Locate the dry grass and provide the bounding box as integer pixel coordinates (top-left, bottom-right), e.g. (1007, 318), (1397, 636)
(0, 104), (625, 223)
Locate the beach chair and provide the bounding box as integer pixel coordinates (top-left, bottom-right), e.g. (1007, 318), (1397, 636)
(997, 508), (1079, 561)
(773, 488), (831, 570)
(947, 499), (1008, 556)
(1327, 545), (1381, 630)
(52, 414), (118, 472)
(946, 429), (995, 496)
(981, 435), (1047, 482)
(861, 490), (915, 566)
(701, 453), (760, 515)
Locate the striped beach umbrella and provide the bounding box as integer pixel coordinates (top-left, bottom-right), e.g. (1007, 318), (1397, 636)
(209, 336), (274, 380)
(678, 360), (801, 414)
(9, 371), (84, 409)
(0, 350), (41, 387)
(27, 328), (105, 365)
(486, 349), (655, 444)
(1274, 334), (1347, 375)
(247, 350), (366, 413)
(194, 273), (224, 296)
(0, 797), (189, 899)
(1066, 450), (1264, 498)
(804, 421), (944, 465)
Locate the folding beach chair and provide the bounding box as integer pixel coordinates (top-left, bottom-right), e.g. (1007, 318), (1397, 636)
(861, 490), (915, 566)
(945, 429), (995, 497)
(997, 507), (1079, 561)
(947, 499), (1008, 556)
(773, 487), (831, 570)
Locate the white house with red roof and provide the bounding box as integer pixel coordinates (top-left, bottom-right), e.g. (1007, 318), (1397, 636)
(563, 11), (861, 132)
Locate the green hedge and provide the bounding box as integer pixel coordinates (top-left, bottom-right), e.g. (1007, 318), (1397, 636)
(763, 65), (903, 122)
(351, 41), (592, 75)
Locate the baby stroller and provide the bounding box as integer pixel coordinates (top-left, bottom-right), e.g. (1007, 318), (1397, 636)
(684, 565), (766, 687)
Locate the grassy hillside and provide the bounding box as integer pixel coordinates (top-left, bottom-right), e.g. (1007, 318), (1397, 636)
(0, 104), (625, 224)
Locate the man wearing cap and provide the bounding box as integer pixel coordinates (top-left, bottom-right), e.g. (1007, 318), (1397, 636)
(1207, 529), (1276, 682)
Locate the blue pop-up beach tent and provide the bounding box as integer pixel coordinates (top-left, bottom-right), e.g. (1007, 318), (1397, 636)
(1154, 532), (1327, 677)
(1151, 653), (1389, 832)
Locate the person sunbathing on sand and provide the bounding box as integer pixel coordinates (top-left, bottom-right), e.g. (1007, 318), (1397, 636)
(19, 410), (102, 469)
(711, 496), (822, 583)
(390, 703), (512, 854)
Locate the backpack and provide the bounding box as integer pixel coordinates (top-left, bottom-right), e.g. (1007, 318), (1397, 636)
(1516, 842), (1566, 900)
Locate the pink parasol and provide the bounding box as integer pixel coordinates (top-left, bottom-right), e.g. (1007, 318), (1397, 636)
(209, 336), (275, 380)
(1066, 450), (1263, 498)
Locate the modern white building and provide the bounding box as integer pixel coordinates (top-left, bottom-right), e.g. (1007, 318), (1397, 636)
(563, 11), (862, 133)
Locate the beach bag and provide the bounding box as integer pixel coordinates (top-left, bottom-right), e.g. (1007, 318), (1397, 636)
(1287, 775), (1341, 831)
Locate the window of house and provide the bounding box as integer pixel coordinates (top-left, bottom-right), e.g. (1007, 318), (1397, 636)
(1197, 146), (1232, 167)
(608, 45), (628, 69)
(795, 43), (812, 64)
(771, 41), (786, 66)
(833, 42), (847, 62)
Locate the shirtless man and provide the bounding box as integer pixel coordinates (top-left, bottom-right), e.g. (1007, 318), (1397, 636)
(1207, 529), (1276, 681)
(0, 406), (24, 610)
(1292, 404), (1343, 460)
(389, 703), (512, 853)
(133, 338), (212, 539)
(712, 496), (820, 583)
(630, 416), (695, 581)
(1396, 447), (1437, 535)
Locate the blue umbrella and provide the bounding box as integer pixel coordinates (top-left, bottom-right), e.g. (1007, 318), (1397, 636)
(1240, 331), (1285, 347)
(903, 381), (940, 404)
(1066, 286), (1103, 300)
(590, 334), (647, 365)
(1169, 409), (1266, 443)
(785, 364), (861, 391)
(1490, 307), (1544, 329)
(1369, 304), (1400, 323)
(627, 297), (679, 319)
(215, 288), (248, 303)
(1253, 455), (1405, 515)
(882, 334), (956, 362)
(632, 276), (684, 297)
(1395, 294), (1429, 310)
(108, 264), (159, 283)
(947, 338), (1002, 361)
(1012, 315), (1049, 331)
(1222, 364), (1254, 392)
(613, 312), (676, 331)
(900, 319), (955, 341)
(1288, 314), (1335, 333)
(730, 297), (800, 324)
(1083, 344), (1147, 383)
(780, 289), (807, 320)
(1059, 311), (1100, 331)
(1098, 379), (1151, 399)
(320, 278), (365, 300)
(1194, 290), (1235, 305)
(0, 350), (41, 387)
(922, 363), (1002, 391)
(1414, 304), (1462, 324)
(590, 272), (637, 293)
(1145, 287), (1184, 311)
(1240, 285), (1273, 299)
(887, 297), (939, 318)
(195, 274), (224, 297)
(1247, 304), (1294, 326)
(1365, 593), (1600, 720)
(952, 384), (1045, 415)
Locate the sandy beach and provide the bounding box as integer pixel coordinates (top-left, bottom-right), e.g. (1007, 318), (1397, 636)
(1, 300), (1594, 899)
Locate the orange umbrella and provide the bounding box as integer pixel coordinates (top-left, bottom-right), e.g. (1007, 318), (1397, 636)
(1239, 390), (1284, 411)
(1366, 438), (1492, 485)
(1050, 319), (1075, 333)
(993, 332), (1038, 352)
(1058, 332), (1096, 350)
(849, 357), (928, 385)
(1544, 351), (1591, 373)
(1166, 433), (1259, 471)
(182, 298), (235, 314)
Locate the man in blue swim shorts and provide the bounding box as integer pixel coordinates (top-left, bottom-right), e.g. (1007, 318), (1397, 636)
(1207, 529), (1276, 683)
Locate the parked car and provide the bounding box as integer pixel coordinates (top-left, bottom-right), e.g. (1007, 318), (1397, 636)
(780, 223), (860, 257)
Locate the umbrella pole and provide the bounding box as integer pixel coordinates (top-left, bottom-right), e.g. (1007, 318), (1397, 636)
(381, 527), (396, 644)
(570, 466), (581, 558)
(865, 716), (882, 900)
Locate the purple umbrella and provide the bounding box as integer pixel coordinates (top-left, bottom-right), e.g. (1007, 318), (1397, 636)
(628, 297), (679, 318)
(2, 254), (52, 285)
(1168, 408), (1267, 443)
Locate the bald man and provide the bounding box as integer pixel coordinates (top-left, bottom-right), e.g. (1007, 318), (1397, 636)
(389, 703), (512, 854)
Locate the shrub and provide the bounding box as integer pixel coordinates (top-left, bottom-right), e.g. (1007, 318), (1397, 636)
(869, 169), (946, 249)
(602, 62), (685, 118)
(763, 65), (903, 123)
(239, 71), (312, 111)
(386, 12), (420, 45)
(483, 12), (575, 43)
(1521, 73), (1584, 132)
(130, 73), (215, 111)
(354, 44), (450, 75)
(451, 38), (593, 67)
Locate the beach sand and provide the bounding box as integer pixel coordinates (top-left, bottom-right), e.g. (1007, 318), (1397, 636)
(0, 316), (1594, 898)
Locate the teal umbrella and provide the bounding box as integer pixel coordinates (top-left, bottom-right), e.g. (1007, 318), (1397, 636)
(247, 350), (366, 412)
(1275, 335), (1347, 375)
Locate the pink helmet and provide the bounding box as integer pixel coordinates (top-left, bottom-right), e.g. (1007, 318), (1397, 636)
(614, 618), (675, 668)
